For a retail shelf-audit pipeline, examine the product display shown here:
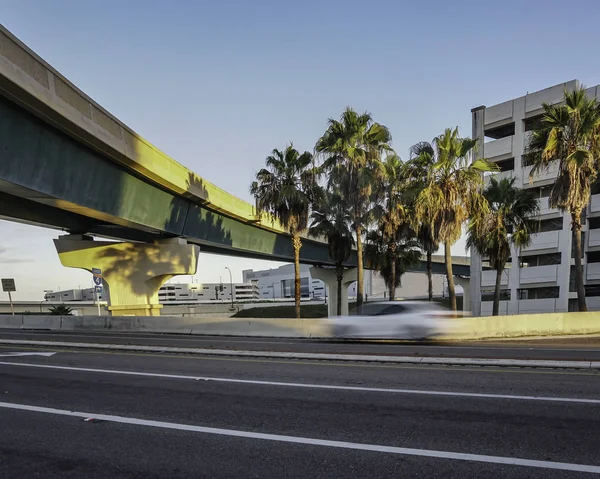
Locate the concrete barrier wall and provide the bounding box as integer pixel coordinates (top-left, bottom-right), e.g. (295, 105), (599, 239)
(0, 315), (24, 329)
(0, 312), (598, 340)
(21, 315), (62, 330)
(442, 311), (600, 340)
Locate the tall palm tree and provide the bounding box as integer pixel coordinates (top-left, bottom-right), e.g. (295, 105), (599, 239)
(467, 177), (539, 316)
(370, 154), (413, 300)
(309, 191), (355, 315)
(409, 127), (495, 311)
(408, 142), (439, 301)
(315, 107), (392, 310)
(526, 86), (600, 312)
(251, 145), (317, 318)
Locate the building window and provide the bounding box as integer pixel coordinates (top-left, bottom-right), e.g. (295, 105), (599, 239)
(585, 285), (600, 297)
(524, 115), (543, 132)
(495, 157), (515, 172)
(520, 253), (561, 267)
(484, 122), (515, 140)
(481, 290), (511, 301)
(538, 217), (563, 232)
(589, 217), (600, 230)
(517, 286), (559, 300)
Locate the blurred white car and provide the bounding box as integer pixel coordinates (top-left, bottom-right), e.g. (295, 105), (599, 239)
(330, 301), (455, 339)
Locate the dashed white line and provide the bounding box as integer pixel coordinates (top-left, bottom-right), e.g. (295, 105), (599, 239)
(1, 401), (599, 473)
(1, 360), (599, 404)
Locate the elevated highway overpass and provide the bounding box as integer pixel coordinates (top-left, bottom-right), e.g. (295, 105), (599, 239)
(0, 24), (469, 315)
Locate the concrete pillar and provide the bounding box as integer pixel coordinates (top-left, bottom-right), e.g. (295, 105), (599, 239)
(470, 105), (485, 316)
(54, 235), (199, 316)
(454, 276), (471, 314)
(310, 267), (357, 317)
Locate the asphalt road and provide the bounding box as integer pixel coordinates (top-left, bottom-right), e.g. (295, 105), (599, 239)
(1, 329), (600, 360)
(0, 346), (599, 477)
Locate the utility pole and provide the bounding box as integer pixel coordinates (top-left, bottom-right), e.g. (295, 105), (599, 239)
(225, 267), (234, 310)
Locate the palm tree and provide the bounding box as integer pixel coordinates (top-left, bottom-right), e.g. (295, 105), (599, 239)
(309, 191), (355, 315)
(365, 229), (422, 300)
(526, 86), (600, 312)
(315, 107), (392, 310)
(409, 128), (495, 311)
(416, 224), (439, 301)
(251, 145), (317, 318)
(407, 142), (439, 302)
(48, 304), (73, 315)
(467, 177), (539, 315)
(369, 154), (414, 300)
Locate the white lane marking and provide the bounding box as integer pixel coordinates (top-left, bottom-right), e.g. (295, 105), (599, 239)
(1, 360), (598, 405)
(0, 352), (55, 357)
(0, 401), (598, 473)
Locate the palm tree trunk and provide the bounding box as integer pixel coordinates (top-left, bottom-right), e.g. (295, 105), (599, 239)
(355, 225), (364, 311)
(444, 242), (456, 311)
(389, 247), (397, 301)
(336, 265), (343, 316)
(493, 267), (503, 316)
(572, 213), (587, 312)
(292, 234), (302, 319)
(426, 250), (433, 301)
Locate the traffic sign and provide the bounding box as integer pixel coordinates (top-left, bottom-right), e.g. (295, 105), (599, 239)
(95, 285), (103, 293)
(1, 278), (15, 292)
(92, 268), (102, 286)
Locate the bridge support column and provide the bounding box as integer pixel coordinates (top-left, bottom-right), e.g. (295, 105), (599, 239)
(310, 267), (357, 317)
(454, 276), (471, 314)
(54, 235), (199, 316)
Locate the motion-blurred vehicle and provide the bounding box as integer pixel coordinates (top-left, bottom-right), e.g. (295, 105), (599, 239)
(330, 301), (455, 339)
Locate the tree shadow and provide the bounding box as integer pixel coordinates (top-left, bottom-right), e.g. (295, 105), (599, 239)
(97, 242), (196, 298)
(174, 172), (233, 247)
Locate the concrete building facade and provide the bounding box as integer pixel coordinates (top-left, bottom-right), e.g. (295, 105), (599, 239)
(158, 282), (260, 303)
(471, 80), (600, 316)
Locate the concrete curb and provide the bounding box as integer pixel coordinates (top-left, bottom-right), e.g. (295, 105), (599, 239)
(1, 339), (600, 370)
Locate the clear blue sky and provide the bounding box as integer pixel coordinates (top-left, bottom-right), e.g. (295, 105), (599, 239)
(1, 0), (599, 299)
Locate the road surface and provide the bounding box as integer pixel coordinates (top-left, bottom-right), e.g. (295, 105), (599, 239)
(1, 329), (600, 360)
(0, 345), (599, 477)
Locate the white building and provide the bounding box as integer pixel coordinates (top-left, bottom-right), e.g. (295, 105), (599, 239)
(242, 264), (328, 300)
(45, 288), (104, 302)
(471, 79), (600, 315)
(242, 264), (445, 301)
(158, 282), (260, 303)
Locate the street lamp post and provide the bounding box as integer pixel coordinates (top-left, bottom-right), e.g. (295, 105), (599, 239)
(225, 267), (234, 310)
